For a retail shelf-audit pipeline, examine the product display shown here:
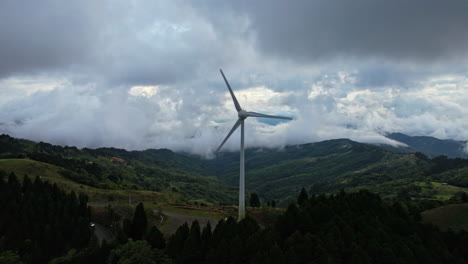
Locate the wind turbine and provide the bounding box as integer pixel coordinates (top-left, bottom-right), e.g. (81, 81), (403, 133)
(216, 69), (292, 221)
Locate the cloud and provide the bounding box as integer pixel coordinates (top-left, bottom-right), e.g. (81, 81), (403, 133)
(0, 0), (102, 78)
(1, 70), (468, 156)
(209, 0), (468, 64)
(0, 1), (468, 155)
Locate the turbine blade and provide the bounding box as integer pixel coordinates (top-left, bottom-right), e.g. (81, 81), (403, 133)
(216, 119), (242, 152)
(220, 69), (242, 112)
(246, 111), (293, 120)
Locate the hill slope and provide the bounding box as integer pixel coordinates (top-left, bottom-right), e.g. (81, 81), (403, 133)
(2, 134), (468, 206)
(213, 139), (435, 203)
(0, 159), (174, 203)
(0, 134), (236, 205)
(422, 203), (468, 231)
(386, 132), (468, 158)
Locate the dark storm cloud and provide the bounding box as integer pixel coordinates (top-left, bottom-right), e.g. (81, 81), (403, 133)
(205, 0), (468, 63)
(0, 0), (102, 78)
(0, 0), (227, 86)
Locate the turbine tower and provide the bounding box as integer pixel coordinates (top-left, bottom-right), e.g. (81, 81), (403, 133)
(216, 69), (292, 221)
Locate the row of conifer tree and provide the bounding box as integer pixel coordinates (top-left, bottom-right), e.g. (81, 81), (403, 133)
(3, 171), (468, 263)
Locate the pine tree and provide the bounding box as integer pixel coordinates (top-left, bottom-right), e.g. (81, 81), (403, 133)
(250, 193), (260, 208)
(22, 174), (32, 193)
(131, 203), (148, 240)
(297, 187), (308, 206)
(201, 221), (212, 255)
(145, 226), (165, 249)
(182, 220), (203, 262)
(166, 222), (189, 258)
(8, 172), (20, 193)
(201, 222), (212, 243)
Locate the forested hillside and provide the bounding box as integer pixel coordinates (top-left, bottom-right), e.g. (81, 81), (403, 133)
(2, 134), (468, 263)
(0, 134), (236, 205)
(212, 139), (468, 204)
(2, 134), (468, 206)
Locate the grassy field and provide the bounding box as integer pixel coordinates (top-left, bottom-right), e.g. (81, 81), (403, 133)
(422, 203), (468, 231)
(415, 181), (468, 200)
(0, 159), (175, 204)
(0, 158), (231, 234)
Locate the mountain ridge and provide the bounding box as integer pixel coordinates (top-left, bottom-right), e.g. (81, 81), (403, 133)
(385, 132), (468, 158)
(2, 133), (468, 205)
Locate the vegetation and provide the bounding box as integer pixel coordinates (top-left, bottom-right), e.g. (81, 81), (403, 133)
(0, 172), (90, 263)
(297, 187), (308, 206)
(3, 162), (468, 263)
(214, 139), (468, 204)
(161, 189), (468, 263)
(249, 193), (260, 207)
(130, 203), (148, 241)
(0, 158), (174, 204)
(3, 134), (468, 206)
(0, 134), (236, 205)
(423, 203), (468, 232)
(386, 133), (468, 158)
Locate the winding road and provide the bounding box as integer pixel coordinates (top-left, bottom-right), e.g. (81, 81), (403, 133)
(93, 223), (113, 245)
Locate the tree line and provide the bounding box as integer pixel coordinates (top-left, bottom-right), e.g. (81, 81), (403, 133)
(160, 189), (468, 263)
(0, 172), (91, 263)
(3, 170), (468, 263)
(54, 189), (468, 263)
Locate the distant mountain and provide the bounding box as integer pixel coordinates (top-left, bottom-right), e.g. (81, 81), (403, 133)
(385, 133), (468, 158)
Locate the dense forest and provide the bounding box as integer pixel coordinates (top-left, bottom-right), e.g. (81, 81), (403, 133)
(161, 190), (468, 264)
(0, 172), (90, 263)
(63, 190), (468, 263)
(2, 170), (468, 263)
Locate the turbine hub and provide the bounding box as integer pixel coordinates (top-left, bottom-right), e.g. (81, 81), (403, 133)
(238, 110), (248, 119)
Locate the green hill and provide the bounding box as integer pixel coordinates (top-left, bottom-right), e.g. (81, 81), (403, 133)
(386, 132), (468, 158)
(0, 159), (174, 204)
(422, 203), (468, 231)
(213, 139), (434, 203)
(0, 134), (236, 205)
(2, 134), (468, 206)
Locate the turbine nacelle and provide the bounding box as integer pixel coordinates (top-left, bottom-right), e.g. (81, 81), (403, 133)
(238, 110), (248, 119)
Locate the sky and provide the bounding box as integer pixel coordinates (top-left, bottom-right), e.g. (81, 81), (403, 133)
(1, 0), (468, 156)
